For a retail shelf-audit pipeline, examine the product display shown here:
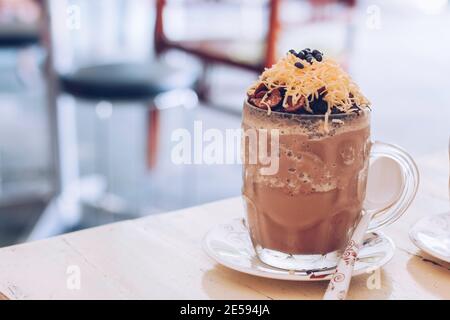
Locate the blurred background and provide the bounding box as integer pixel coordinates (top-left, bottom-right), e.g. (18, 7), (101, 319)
(0, 0), (449, 246)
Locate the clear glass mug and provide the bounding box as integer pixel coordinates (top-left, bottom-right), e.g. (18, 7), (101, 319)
(241, 101), (419, 271)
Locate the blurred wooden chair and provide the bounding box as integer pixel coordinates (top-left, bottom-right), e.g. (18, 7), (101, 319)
(154, 0), (357, 102)
(154, 0), (280, 74)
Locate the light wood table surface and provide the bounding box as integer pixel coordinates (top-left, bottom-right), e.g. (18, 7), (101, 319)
(0, 151), (449, 300)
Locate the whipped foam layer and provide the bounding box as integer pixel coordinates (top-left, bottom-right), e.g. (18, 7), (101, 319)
(242, 102), (371, 195)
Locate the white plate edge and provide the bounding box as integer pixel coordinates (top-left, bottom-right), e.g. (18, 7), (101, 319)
(202, 221), (396, 281)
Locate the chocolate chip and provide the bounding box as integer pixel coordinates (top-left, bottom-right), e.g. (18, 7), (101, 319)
(289, 49), (297, 56)
(312, 49), (321, 56)
(310, 97), (328, 114)
(296, 51), (306, 59)
(330, 106), (342, 114)
(294, 62), (304, 69)
(300, 49), (309, 56)
(314, 54), (322, 62)
(317, 86), (327, 96)
(305, 54), (314, 64)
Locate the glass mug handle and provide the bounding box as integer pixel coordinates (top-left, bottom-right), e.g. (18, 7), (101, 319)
(364, 141), (420, 232)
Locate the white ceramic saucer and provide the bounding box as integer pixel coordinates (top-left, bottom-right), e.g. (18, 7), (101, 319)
(203, 218), (395, 281)
(409, 212), (450, 263)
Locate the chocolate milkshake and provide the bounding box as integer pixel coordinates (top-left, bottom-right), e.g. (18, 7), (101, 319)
(242, 48), (372, 271)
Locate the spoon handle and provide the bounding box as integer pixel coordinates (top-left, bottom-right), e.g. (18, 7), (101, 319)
(323, 211), (373, 300)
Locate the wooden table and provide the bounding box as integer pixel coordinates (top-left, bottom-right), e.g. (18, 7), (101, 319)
(0, 151), (449, 300)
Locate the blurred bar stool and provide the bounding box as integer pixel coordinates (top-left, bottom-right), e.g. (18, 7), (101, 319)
(0, 23), (39, 48)
(0, 0), (41, 48)
(28, 0), (199, 240)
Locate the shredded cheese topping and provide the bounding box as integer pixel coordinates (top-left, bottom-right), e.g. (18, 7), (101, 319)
(247, 53), (370, 114)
